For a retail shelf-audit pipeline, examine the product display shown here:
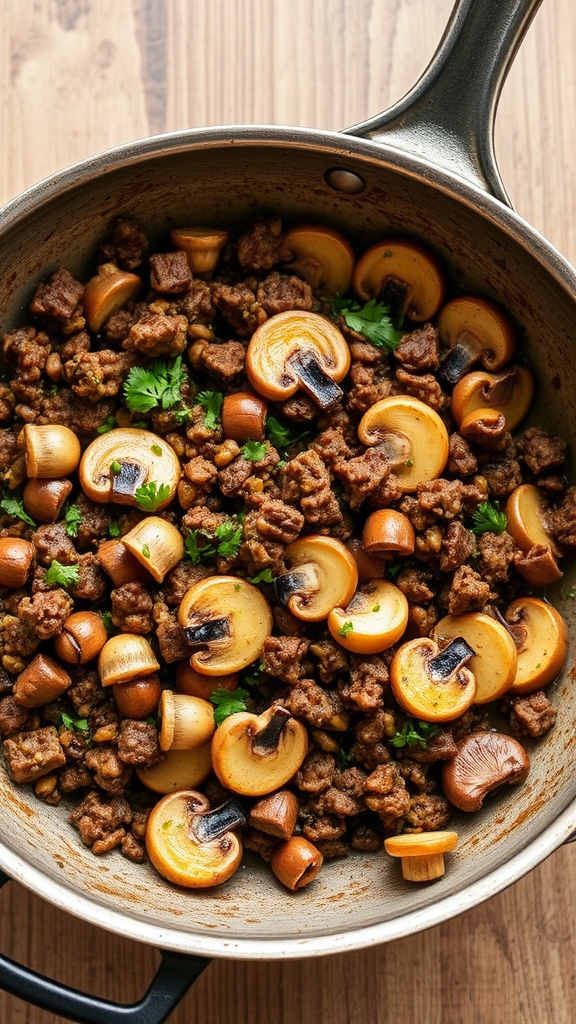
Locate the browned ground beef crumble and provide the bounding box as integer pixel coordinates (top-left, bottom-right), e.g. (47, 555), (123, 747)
(0, 215), (568, 874)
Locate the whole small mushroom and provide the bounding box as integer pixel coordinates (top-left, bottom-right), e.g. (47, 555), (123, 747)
(442, 732), (530, 812)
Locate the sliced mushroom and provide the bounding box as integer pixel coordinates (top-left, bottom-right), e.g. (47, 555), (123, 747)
(270, 836), (323, 891)
(248, 789), (299, 840)
(178, 576), (273, 675)
(277, 535), (358, 622)
(146, 790), (243, 888)
(327, 579), (409, 654)
(344, 538), (387, 583)
(82, 263), (142, 332)
(176, 660), (238, 700)
(23, 478), (73, 524)
(122, 517), (184, 583)
(98, 634), (160, 687)
(515, 543), (563, 587)
(97, 539), (152, 586)
(211, 704), (308, 797)
(79, 428), (180, 508)
(505, 597), (568, 694)
(282, 223), (356, 296)
(362, 510), (415, 555)
(390, 636), (477, 722)
(438, 296), (515, 384)
(459, 407), (507, 451)
(136, 743), (213, 794)
(442, 732), (530, 812)
(505, 483), (564, 558)
(432, 612), (517, 704)
(352, 238), (445, 321)
(246, 310), (350, 408)
(24, 424), (81, 479)
(158, 690), (216, 751)
(357, 396), (449, 492)
(170, 227), (229, 273)
(451, 365), (534, 431)
(384, 831), (458, 882)
(221, 392), (268, 443)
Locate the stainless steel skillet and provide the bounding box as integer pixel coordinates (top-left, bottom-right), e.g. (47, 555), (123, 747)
(0, 1), (574, 1020)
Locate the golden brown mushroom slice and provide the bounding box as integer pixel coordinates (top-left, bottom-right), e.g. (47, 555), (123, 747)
(170, 227), (229, 273)
(122, 516), (184, 583)
(211, 704), (308, 797)
(384, 831), (458, 882)
(353, 238), (445, 321)
(442, 732), (529, 812)
(246, 310), (351, 408)
(283, 223), (356, 296)
(362, 509), (415, 555)
(221, 392), (268, 444)
(438, 296), (516, 385)
(146, 790), (244, 888)
(158, 690), (215, 751)
(505, 483), (564, 558)
(432, 612), (518, 704)
(178, 576), (273, 676)
(248, 789), (299, 840)
(505, 597), (568, 694)
(344, 538), (387, 583)
(23, 478), (72, 524)
(390, 636), (477, 722)
(327, 579), (409, 654)
(24, 424), (81, 479)
(459, 407), (507, 450)
(136, 744), (213, 794)
(79, 428), (180, 508)
(83, 263), (142, 332)
(451, 365), (534, 431)
(357, 395), (449, 492)
(276, 535), (358, 622)
(98, 634), (160, 687)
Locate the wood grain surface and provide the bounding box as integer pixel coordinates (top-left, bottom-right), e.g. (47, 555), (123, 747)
(0, 1), (575, 1021)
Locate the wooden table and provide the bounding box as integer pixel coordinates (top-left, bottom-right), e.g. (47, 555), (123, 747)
(0, 1), (575, 1021)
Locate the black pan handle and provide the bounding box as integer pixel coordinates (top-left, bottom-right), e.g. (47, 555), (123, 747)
(0, 871), (210, 1024)
(344, 0), (542, 206)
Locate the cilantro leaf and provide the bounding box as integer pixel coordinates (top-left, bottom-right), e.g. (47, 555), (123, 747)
(195, 391), (223, 430)
(141, 544), (151, 559)
(61, 711), (89, 734)
(134, 481), (171, 512)
(123, 356), (187, 413)
(108, 522), (121, 538)
(210, 686), (250, 726)
(213, 521), (243, 558)
(337, 621), (354, 638)
(102, 612), (113, 634)
(44, 560), (80, 588)
(390, 719), (440, 750)
(336, 746), (355, 770)
(242, 439), (267, 462)
(242, 661), (265, 687)
(266, 416), (311, 453)
(0, 497), (35, 528)
(471, 501), (507, 536)
(97, 415), (116, 435)
(331, 296), (403, 351)
(386, 563), (402, 580)
(184, 521), (243, 565)
(247, 568), (274, 585)
(64, 504), (83, 537)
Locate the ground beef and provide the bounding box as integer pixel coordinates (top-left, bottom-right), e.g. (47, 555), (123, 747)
(396, 567), (435, 604)
(200, 341), (246, 380)
(153, 602), (192, 663)
(70, 554), (106, 602)
(351, 825), (382, 851)
(0, 429), (21, 475)
(481, 458), (523, 498)
(441, 564), (494, 615)
(397, 757), (432, 792)
(417, 478), (485, 519)
(283, 678), (334, 728)
(98, 218), (148, 270)
(110, 582), (154, 634)
(339, 655), (389, 712)
(281, 394), (317, 422)
(3, 327), (51, 382)
(33, 523), (78, 566)
(261, 636), (310, 686)
(69, 791), (132, 852)
(37, 390), (115, 433)
(1, 615), (39, 658)
(477, 531), (517, 583)
(517, 427), (567, 475)
(84, 744), (132, 795)
(311, 427), (354, 468)
(404, 793), (451, 831)
(117, 720), (161, 766)
(395, 323), (440, 372)
(309, 635), (349, 685)
(448, 432), (478, 476)
(67, 670), (106, 718)
(363, 763), (410, 825)
(150, 252), (192, 294)
(254, 498), (304, 544)
(439, 520), (476, 573)
(162, 560), (212, 606)
(406, 602), (440, 639)
(306, 784), (364, 818)
(295, 749), (335, 793)
(345, 363), (396, 415)
(333, 448), (394, 511)
(256, 271), (314, 314)
(3, 726), (65, 783)
(236, 217), (292, 273)
(548, 487), (576, 547)
(395, 368), (448, 411)
(176, 280), (215, 324)
(87, 700), (121, 736)
(121, 833), (147, 863)
(408, 730), (459, 763)
(241, 500), (299, 574)
(58, 764), (93, 792)
(299, 805), (346, 843)
(63, 349), (132, 401)
(508, 691), (557, 737)
(124, 313), (188, 358)
(30, 268), (84, 329)
(0, 696), (29, 737)
(211, 282), (266, 338)
(74, 495), (113, 550)
(17, 588), (73, 640)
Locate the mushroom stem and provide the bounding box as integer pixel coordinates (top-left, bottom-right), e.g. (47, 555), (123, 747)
(111, 459), (147, 502)
(428, 637), (476, 682)
(184, 618), (232, 646)
(374, 430), (412, 465)
(251, 707), (291, 755)
(275, 563), (320, 607)
(491, 606), (527, 650)
(188, 798), (246, 844)
(287, 350), (343, 408)
(439, 333), (482, 384)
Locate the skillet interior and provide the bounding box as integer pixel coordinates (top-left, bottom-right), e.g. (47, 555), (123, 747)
(0, 128), (575, 952)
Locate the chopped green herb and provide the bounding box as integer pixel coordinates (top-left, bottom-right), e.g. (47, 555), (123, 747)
(384, 249), (393, 258)
(0, 497), (36, 528)
(266, 416), (311, 453)
(386, 563), (402, 580)
(102, 612), (113, 634)
(247, 569), (274, 585)
(108, 522), (121, 538)
(234, 583), (241, 592)
(471, 501), (507, 536)
(336, 746), (355, 769)
(123, 356), (187, 414)
(162, 820), (173, 831)
(242, 439), (267, 462)
(141, 544), (151, 559)
(44, 560), (80, 588)
(97, 415), (116, 435)
(337, 621), (354, 638)
(372, 604), (381, 613)
(236, 510), (247, 525)
(331, 296), (403, 351)
(210, 686), (250, 726)
(134, 481), (171, 512)
(111, 461), (121, 475)
(151, 443), (162, 456)
(536, 663), (541, 669)
(195, 391), (223, 430)
(61, 712), (89, 734)
(185, 521), (243, 565)
(64, 504), (83, 537)
(390, 718), (440, 750)
(145, 715), (160, 728)
(133, 421), (148, 429)
(564, 586), (576, 600)
(406, 458), (414, 468)
(242, 661), (265, 687)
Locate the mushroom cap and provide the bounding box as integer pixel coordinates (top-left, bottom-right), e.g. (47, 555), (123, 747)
(82, 265), (142, 332)
(98, 633), (160, 686)
(221, 392), (268, 444)
(283, 223), (356, 296)
(357, 396), (449, 492)
(170, 227), (228, 273)
(211, 706), (308, 797)
(280, 535), (358, 621)
(146, 790), (242, 888)
(451, 365), (534, 431)
(176, 660), (238, 700)
(136, 744), (213, 794)
(384, 831), (458, 858)
(79, 428), (180, 508)
(122, 516), (185, 583)
(442, 732), (530, 812)
(246, 310), (350, 402)
(362, 509), (415, 555)
(24, 424), (81, 479)
(352, 238), (445, 320)
(159, 690), (216, 751)
(390, 636), (477, 722)
(506, 596), (569, 694)
(178, 576), (273, 675)
(433, 612), (518, 704)
(505, 483), (564, 558)
(328, 579), (409, 654)
(438, 296), (515, 372)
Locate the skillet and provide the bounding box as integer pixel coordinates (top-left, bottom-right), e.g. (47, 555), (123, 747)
(0, 0), (575, 1020)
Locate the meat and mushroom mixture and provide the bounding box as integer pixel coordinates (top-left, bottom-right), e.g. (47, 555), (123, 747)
(0, 216), (571, 890)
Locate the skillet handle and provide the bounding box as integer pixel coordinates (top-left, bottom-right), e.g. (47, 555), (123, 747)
(0, 871), (209, 1024)
(344, 0), (542, 206)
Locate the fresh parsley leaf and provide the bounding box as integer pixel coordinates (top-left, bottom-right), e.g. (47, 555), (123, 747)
(213, 521), (243, 558)
(471, 501), (507, 536)
(61, 711), (89, 734)
(336, 746), (355, 770)
(390, 719), (440, 750)
(266, 416), (311, 453)
(242, 661), (265, 687)
(151, 443), (162, 456)
(134, 481), (171, 512)
(210, 686), (250, 726)
(162, 820), (173, 831)
(141, 544), (151, 559)
(406, 458), (414, 468)
(386, 563), (402, 580)
(64, 504), (83, 537)
(145, 715), (160, 728)
(108, 522), (121, 538)
(195, 391), (223, 430)
(102, 612), (113, 634)
(0, 497), (35, 528)
(44, 560), (80, 588)
(111, 461), (121, 474)
(185, 521), (243, 565)
(331, 296), (403, 351)
(372, 603), (381, 613)
(236, 510), (247, 525)
(242, 439), (267, 462)
(123, 356), (187, 413)
(247, 569), (274, 585)
(337, 621), (354, 638)
(97, 415), (116, 435)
